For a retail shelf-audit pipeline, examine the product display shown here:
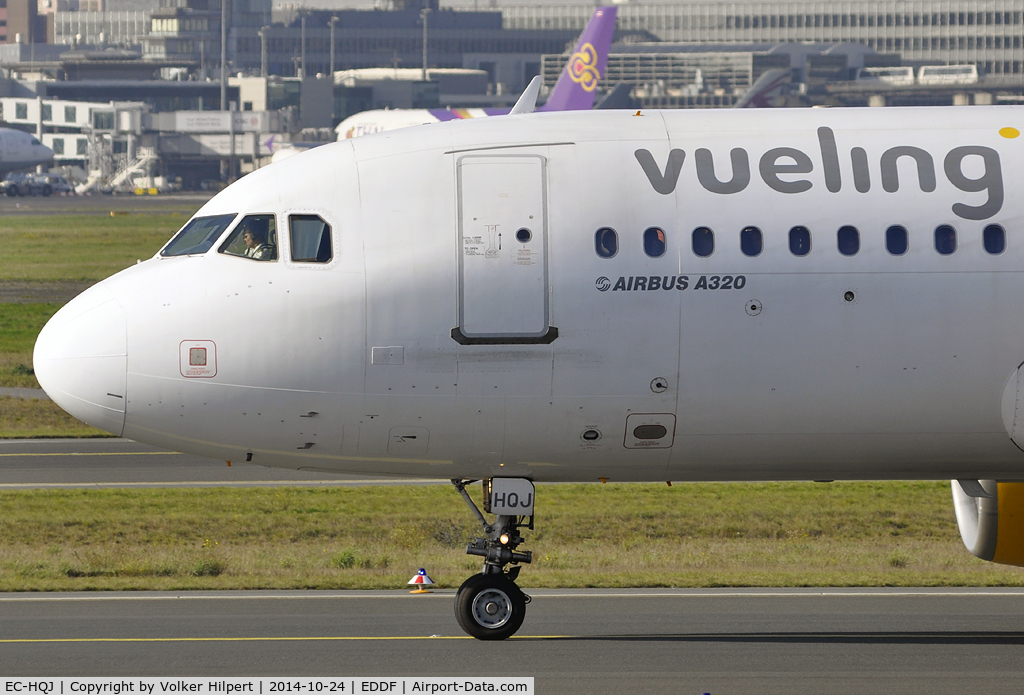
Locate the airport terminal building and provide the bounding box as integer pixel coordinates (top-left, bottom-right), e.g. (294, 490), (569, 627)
(505, 1), (1024, 77)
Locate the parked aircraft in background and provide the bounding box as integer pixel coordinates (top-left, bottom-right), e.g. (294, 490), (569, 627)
(0, 128), (54, 176)
(34, 102), (1024, 640)
(733, 68), (792, 108)
(334, 5), (617, 139)
(263, 136), (322, 164)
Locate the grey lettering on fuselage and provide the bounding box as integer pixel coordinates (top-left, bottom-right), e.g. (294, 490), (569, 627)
(634, 128), (1004, 219)
(695, 148), (750, 194)
(945, 146), (1004, 220)
(759, 147), (814, 194)
(880, 146), (937, 193)
(817, 127), (842, 193)
(635, 148), (686, 195)
(851, 147), (871, 193)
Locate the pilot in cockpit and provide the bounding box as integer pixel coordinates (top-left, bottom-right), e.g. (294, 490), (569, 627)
(216, 214), (278, 261)
(242, 220), (275, 261)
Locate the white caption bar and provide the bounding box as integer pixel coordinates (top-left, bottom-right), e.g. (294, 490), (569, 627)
(1, 679), (534, 695)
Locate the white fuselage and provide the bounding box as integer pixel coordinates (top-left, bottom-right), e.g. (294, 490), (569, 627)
(34, 107), (1024, 483)
(335, 108), (493, 139)
(0, 128), (54, 175)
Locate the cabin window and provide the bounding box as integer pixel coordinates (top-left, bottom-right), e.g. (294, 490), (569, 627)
(789, 226), (811, 256)
(161, 213), (238, 257)
(643, 227), (667, 257)
(837, 225), (860, 256)
(983, 224), (1006, 254)
(290, 214), (333, 263)
(740, 226), (763, 256)
(217, 214), (278, 261)
(885, 225), (909, 255)
(692, 227), (714, 257)
(935, 224), (957, 255)
(595, 227), (617, 258)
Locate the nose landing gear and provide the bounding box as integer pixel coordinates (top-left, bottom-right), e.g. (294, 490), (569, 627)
(454, 572), (527, 639)
(451, 478), (534, 640)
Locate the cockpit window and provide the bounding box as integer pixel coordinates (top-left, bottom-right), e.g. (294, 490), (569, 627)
(218, 214), (278, 261)
(161, 213), (237, 257)
(289, 214), (333, 263)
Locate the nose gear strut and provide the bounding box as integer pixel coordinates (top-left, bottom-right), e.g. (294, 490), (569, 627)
(451, 478), (533, 639)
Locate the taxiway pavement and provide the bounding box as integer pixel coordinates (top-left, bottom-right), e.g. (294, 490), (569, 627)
(2, 588), (1022, 693)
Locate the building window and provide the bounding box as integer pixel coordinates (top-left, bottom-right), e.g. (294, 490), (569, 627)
(93, 111), (114, 130)
(65, 106), (77, 123)
(15, 102), (27, 119)
(51, 138), (64, 155)
(76, 138), (87, 156)
(40, 104), (51, 121)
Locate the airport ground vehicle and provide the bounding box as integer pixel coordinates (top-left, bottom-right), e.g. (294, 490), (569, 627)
(1, 172), (75, 196)
(39, 174), (74, 194)
(1, 173), (51, 196)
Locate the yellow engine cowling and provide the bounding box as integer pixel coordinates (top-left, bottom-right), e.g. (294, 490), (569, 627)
(952, 480), (1024, 567)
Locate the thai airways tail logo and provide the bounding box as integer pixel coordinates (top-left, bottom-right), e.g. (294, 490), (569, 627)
(568, 43), (601, 92)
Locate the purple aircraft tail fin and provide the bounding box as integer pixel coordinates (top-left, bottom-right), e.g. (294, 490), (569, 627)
(733, 68), (791, 108)
(538, 6), (617, 112)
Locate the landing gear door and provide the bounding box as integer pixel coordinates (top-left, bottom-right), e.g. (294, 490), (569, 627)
(456, 155), (552, 343)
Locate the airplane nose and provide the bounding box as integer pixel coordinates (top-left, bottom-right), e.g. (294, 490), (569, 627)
(33, 285), (127, 436)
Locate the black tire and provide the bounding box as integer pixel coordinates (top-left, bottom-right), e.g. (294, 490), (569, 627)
(454, 573), (526, 640)
(5, 187), (16, 197)
(41, 185), (52, 197)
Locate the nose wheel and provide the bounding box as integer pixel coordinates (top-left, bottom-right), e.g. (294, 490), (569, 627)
(454, 573), (527, 640)
(450, 478), (534, 640)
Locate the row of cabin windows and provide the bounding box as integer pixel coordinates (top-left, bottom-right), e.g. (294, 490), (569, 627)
(595, 224), (1007, 259)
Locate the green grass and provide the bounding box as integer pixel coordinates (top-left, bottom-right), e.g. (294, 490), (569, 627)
(0, 303), (105, 437)
(0, 213), (183, 433)
(0, 397), (108, 438)
(0, 213), (183, 283)
(0, 213), (180, 396)
(0, 482), (1021, 591)
(0, 303), (61, 389)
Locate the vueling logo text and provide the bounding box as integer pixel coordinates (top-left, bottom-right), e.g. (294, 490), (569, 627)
(635, 126), (1004, 220)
